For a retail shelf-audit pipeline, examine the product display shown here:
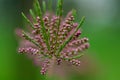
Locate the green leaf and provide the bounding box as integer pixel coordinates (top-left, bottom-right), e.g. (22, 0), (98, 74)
(54, 0), (63, 50)
(22, 31), (41, 48)
(42, 1), (46, 14)
(34, 0), (50, 50)
(68, 53), (84, 60)
(29, 9), (36, 22)
(56, 0), (63, 17)
(33, 0), (42, 17)
(23, 31), (52, 58)
(56, 0), (63, 29)
(56, 0), (63, 33)
(72, 9), (77, 18)
(21, 12), (34, 29)
(56, 16), (85, 56)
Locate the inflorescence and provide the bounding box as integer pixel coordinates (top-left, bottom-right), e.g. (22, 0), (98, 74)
(17, 0), (89, 75)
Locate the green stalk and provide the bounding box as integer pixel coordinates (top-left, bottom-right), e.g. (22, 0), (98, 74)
(22, 12), (34, 29)
(42, 1), (46, 14)
(34, 0), (50, 50)
(54, 0), (63, 52)
(29, 9), (36, 22)
(56, 0), (63, 17)
(22, 31), (41, 48)
(68, 53), (84, 60)
(34, 0), (42, 17)
(56, 0), (63, 29)
(56, 16), (85, 56)
(63, 53), (84, 61)
(23, 31), (51, 58)
(72, 9), (77, 18)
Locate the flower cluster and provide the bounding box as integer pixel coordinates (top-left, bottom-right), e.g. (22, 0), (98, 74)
(17, 0), (89, 75)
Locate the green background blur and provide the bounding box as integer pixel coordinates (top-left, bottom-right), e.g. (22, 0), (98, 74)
(0, 0), (120, 80)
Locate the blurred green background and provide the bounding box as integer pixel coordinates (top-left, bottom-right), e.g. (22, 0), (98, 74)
(0, 0), (120, 80)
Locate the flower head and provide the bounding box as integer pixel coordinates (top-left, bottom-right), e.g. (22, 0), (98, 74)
(17, 0), (89, 75)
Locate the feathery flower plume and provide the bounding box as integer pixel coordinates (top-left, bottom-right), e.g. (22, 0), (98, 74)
(17, 0), (89, 75)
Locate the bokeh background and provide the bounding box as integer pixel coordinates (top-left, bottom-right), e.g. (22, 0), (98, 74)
(0, 0), (120, 80)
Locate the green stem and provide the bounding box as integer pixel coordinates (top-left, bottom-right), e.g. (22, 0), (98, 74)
(34, 0), (51, 50)
(63, 53), (84, 61)
(42, 1), (46, 14)
(22, 31), (51, 58)
(22, 31), (41, 48)
(22, 12), (34, 29)
(54, 0), (63, 54)
(56, 16), (85, 56)
(29, 9), (36, 22)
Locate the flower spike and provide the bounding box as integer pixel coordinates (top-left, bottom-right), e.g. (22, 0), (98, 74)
(17, 0), (89, 75)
